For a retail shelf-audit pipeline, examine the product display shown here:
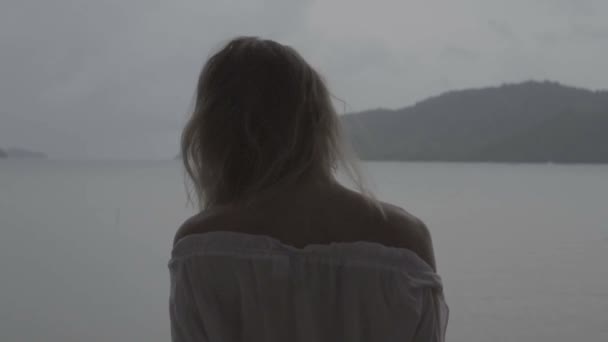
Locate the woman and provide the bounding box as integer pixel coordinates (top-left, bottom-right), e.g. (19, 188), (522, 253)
(170, 36), (448, 341)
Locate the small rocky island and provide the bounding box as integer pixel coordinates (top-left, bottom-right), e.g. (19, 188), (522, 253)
(0, 148), (47, 159)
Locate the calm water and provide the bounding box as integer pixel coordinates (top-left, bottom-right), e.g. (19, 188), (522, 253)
(1, 160), (607, 341)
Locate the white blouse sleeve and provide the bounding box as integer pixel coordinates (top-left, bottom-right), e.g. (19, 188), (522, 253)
(169, 263), (208, 342)
(413, 288), (449, 342)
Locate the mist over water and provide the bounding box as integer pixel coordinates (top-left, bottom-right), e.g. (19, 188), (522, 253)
(1, 160), (607, 341)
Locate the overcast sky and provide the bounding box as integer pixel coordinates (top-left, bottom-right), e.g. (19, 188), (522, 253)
(1, 0), (607, 159)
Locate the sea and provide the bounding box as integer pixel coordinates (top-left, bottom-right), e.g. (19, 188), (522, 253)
(1, 160), (607, 342)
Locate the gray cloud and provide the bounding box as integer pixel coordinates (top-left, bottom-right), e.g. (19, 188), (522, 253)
(488, 20), (516, 40)
(1, 0), (607, 159)
(439, 47), (481, 62)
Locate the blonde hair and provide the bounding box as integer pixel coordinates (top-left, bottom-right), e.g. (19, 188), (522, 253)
(181, 37), (381, 213)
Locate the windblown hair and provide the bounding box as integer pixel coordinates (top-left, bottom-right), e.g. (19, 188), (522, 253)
(181, 37), (378, 210)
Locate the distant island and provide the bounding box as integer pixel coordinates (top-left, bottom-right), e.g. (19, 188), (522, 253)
(342, 81), (608, 163)
(0, 148), (47, 159)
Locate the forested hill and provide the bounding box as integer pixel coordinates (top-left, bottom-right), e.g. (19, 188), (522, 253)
(342, 81), (608, 163)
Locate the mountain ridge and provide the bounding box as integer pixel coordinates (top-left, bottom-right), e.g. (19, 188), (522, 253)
(341, 80), (608, 163)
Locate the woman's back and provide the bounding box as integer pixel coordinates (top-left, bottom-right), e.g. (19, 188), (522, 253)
(174, 181), (436, 270)
(170, 182), (447, 341)
(169, 231), (447, 342)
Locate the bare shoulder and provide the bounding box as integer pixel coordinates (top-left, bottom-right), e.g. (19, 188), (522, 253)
(379, 202), (431, 241)
(173, 209), (231, 246)
(330, 185), (436, 270)
(376, 202), (437, 271)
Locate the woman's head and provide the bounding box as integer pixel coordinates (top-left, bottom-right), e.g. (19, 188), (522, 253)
(182, 37), (370, 209)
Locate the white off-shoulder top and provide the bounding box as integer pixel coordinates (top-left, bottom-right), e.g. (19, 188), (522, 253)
(169, 231), (448, 342)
